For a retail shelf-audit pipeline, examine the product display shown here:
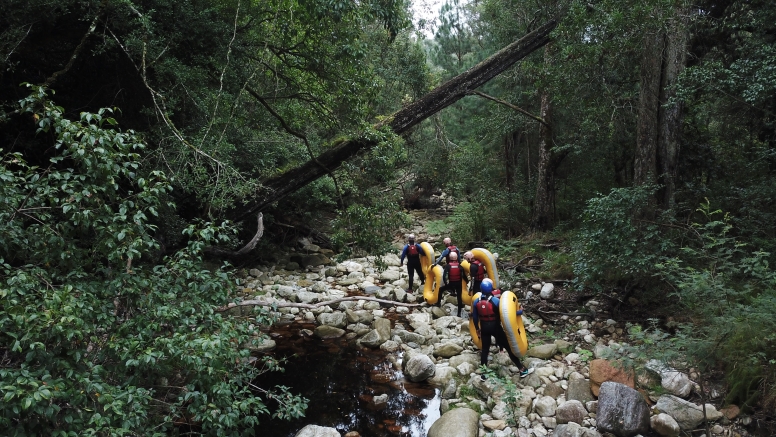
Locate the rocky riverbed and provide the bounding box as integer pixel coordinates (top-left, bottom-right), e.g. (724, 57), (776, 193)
(234, 240), (757, 437)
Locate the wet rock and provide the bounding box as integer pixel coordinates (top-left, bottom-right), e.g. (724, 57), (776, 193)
(295, 424), (340, 437)
(427, 407), (479, 437)
(313, 325), (345, 339)
(596, 381), (650, 437)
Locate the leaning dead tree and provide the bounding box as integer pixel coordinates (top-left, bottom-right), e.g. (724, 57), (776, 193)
(229, 20), (557, 222)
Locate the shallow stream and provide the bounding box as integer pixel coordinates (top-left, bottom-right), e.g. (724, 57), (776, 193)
(253, 320), (441, 436)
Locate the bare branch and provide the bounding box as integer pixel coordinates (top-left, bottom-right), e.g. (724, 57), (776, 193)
(468, 90), (549, 127)
(217, 295), (423, 312)
(204, 213), (264, 257)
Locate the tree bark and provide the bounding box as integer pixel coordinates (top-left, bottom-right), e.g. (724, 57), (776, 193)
(531, 88), (557, 231)
(633, 30), (664, 187)
(229, 20), (558, 222)
(657, 9), (689, 209)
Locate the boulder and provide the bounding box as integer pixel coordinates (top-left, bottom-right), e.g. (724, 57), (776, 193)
(589, 359), (635, 396)
(346, 309), (374, 324)
(317, 312), (347, 328)
(433, 342), (463, 358)
(552, 423), (602, 437)
(295, 425), (340, 437)
(540, 282), (555, 299)
(526, 343), (559, 359)
(428, 366), (457, 387)
(661, 371), (693, 398)
(379, 269), (402, 281)
(567, 379), (595, 404)
(405, 354), (436, 382)
(655, 395), (705, 430)
(395, 330), (426, 345)
(427, 407), (479, 437)
(596, 381), (650, 437)
(314, 325), (345, 339)
(650, 412), (681, 437)
(556, 400), (587, 425)
(534, 395), (557, 417)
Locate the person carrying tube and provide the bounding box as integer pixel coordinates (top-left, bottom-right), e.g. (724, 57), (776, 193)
(433, 237), (461, 266)
(464, 251), (486, 295)
(471, 279), (533, 380)
(439, 251), (468, 317)
(399, 234), (425, 293)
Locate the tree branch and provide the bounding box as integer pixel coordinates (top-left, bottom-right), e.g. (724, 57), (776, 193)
(41, 13), (100, 89)
(204, 213), (264, 257)
(468, 90), (550, 127)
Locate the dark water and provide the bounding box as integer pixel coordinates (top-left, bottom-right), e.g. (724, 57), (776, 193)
(253, 321), (440, 437)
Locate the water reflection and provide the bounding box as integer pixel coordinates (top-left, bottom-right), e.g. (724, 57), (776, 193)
(254, 321), (440, 436)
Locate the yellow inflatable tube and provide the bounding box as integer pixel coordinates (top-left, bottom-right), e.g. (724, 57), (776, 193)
(499, 290), (529, 357)
(420, 242), (435, 275)
(423, 265), (443, 305)
(468, 292), (483, 349)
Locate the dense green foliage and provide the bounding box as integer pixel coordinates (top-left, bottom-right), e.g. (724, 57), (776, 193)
(0, 89), (305, 435)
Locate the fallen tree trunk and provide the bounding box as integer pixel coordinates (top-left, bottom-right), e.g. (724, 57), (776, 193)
(229, 20), (557, 222)
(216, 295), (424, 312)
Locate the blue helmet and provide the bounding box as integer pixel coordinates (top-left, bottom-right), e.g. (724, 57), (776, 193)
(480, 279), (493, 294)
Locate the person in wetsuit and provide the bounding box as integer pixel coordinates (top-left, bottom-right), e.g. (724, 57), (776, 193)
(471, 279), (533, 379)
(400, 234), (425, 293)
(464, 251), (486, 295)
(434, 237), (461, 266)
(439, 251), (468, 317)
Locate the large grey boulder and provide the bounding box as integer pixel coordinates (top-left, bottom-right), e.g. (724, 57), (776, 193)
(596, 381), (650, 437)
(405, 354), (436, 382)
(556, 400), (587, 425)
(428, 407), (479, 437)
(295, 425), (340, 437)
(317, 312), (347, 328)
(655, 395), (706, 430)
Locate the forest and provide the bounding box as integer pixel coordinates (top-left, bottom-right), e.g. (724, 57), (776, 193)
(1, 0), (775, 434)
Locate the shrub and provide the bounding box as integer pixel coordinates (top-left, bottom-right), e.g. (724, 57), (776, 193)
(0, 88), (306, 435)
(572, 184), (676, 288)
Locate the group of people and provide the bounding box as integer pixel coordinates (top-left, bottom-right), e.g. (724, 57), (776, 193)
(399, 234), (534, 378)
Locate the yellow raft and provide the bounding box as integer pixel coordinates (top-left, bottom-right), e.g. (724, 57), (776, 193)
(420, 242), (443, 305)
(468, 290), (529, 357)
